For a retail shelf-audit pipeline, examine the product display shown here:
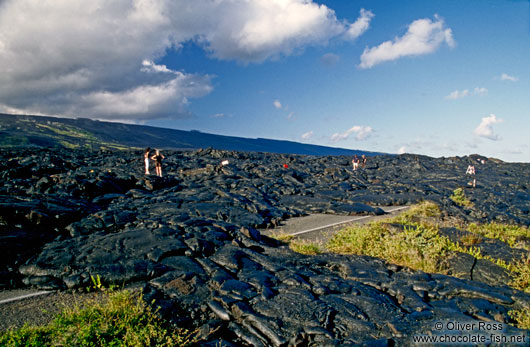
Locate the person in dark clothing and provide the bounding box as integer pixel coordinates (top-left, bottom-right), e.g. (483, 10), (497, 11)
(352, 155), (359, 171)
(151, 149), (165, 177)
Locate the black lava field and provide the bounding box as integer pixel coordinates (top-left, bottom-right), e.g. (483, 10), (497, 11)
(1, 147), (529, 345)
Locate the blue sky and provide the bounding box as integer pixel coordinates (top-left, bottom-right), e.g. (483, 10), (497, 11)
(0, 1), (528, 161)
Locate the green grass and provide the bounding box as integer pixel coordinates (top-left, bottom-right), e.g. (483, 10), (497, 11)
(327, 222), (450, 274)
(59, 140), (80, 149)
(467, 222), (529, 250)
(289, 239), (323, 255)
(268, 229), (295, 242)
(268, 230), (323, 255)
(450, 188), (473, 208)
(0, 290), (199, 347)
(98, 142), (135, 151)
(390, 200), (441, 226)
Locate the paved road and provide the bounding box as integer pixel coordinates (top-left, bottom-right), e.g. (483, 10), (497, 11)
(260, 206), (409, 245)
(0, 289), (52, 305)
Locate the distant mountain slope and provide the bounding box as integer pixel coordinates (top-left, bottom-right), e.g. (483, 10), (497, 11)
(0, 114), (386, 156)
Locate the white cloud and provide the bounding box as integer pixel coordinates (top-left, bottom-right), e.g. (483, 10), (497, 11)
(397, 146), (407, 155)
(359, 15), (455, 69)
(474, 114), (503, 140)
(273, 100), (283, 109)
(301, 131), (314, 140)
(78, 73), (212, 120)
(445, 87), (487, 99)
(500, 73), (519, 82)
(473, 87), (488, 96)
(446, 89), (470, 100)
(344, 9), (374, 40)
(287, 112), (295, 120)
(331, 125), (373, 142)
(0, 0), (370, 121)
(197, 0), (349, 63)
(141, 60), (175, 74)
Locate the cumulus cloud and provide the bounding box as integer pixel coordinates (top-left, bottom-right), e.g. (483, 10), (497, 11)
(0, 0), (370, 121)
(78, 74), (212, 119)
(474, 114), (503, 140)
(445, 87), (487, 99)
(359, 15), (455, 69)
(500, 73), (519, 82)
(273, 100), (283, 109)
(301, 131), (314, 140)
(331, 125), (373, 142)
(344, 9), (374, 40)
(196, 0), (346, 63)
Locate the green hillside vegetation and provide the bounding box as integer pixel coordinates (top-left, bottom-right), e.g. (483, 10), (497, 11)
(0, 113), (384, 156)
(35, 122), (97, 140)
(0, 117), (135, 151)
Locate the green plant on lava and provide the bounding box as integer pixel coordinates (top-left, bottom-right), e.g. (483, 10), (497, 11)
(450, 188), (473, 207)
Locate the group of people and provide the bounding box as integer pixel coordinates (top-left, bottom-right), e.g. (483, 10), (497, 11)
(351, 153), (480, 188)
(352, 155), (367, 171)
(144, 147), (165, 177)
(143, 149), (481, 187)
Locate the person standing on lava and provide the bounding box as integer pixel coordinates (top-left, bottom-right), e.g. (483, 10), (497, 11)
(466, 163), (476, 188)
(352, 155), (359, 171)
(151, 149), (165, 177)
(144, 147), (151, 175)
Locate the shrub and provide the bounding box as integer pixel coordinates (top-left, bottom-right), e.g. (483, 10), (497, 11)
(450, 188), (473, 207)
(508, 255), (530, 293)
(509, 309), (530, 330)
